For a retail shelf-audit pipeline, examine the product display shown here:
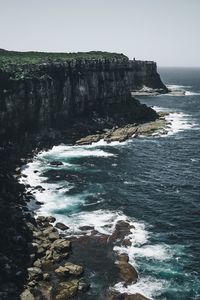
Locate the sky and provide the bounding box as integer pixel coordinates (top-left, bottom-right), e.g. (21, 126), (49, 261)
(0, 0), (200, 67)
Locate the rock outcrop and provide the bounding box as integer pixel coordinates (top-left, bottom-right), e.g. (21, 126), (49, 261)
(0, 51), (167, 141)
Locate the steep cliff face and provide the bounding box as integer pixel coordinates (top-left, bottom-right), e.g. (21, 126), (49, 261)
(0, 54), (167, 141)
(127, 60), (168, 91)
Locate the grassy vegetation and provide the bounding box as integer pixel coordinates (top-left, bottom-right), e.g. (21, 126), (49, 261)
(0, 49), (127, 70)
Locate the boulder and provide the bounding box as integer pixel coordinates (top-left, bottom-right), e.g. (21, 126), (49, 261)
(55, 222), (69, 231)
(117, 261), (138, 284)
(55, 262), (83, 277)
(49, 231), (59, 241)
(56, 280), (79, 300)
(51, 239), (71, 253)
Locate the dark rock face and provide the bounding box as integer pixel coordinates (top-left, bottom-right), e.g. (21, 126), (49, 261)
(0, 58), (166, 141)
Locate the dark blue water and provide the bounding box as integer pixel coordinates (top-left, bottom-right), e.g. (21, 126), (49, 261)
(22, 68), (200, 299)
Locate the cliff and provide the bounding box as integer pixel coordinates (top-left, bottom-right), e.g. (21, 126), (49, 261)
(0, 50), (167, 141)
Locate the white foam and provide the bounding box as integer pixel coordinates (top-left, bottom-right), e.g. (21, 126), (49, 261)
(152, 106), (198, 136)
(167, 84), (192, 90)
(38, 146), (115, 160)
(165, 112), (198, 135)
(166, 85), (200, 97)
(54, 210), (128, 235)
(114, 276), (167, 299)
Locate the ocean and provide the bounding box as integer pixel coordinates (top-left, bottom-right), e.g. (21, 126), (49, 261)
(20, 67), (200, 300)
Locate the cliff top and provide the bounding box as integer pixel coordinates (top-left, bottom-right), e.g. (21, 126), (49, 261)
(0, 49), (127, 69)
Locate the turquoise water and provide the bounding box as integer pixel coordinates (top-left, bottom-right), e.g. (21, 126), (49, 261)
(21, 68), (200, 299)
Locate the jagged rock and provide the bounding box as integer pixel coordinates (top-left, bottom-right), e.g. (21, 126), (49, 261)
(0, 55), (166, 141)
(55, 222), (69, 230)
(28, 267), (43, 281)
(55, 262), (83, 277)
(56, 280), (79, 300)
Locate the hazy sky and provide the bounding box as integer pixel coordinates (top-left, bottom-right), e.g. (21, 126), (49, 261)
(0, 0), (200, 66)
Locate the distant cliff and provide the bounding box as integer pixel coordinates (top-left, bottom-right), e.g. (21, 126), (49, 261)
(0, 50), (167, 141)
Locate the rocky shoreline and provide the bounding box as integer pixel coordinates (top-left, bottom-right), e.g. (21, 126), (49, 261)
(0, 110), (171, 300)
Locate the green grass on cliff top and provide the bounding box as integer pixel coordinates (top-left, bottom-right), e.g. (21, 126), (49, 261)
(0, 49), (127, 69)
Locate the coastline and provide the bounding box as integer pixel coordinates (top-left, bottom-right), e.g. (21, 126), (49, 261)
(11, 112), (170, 300)
(0, 51), (169, 299)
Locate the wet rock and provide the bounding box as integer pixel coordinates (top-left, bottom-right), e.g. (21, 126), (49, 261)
(117, 261), (138, 284)
(110, 220), (134, 242)
(56, 280), (79, 300)
(55, 222), (69, 231)
(51, 239), (71, 253)
(122, 239), (132, 247)
(49, 161), (63, 167)
(33, 259), (42, 268)
(55, 262), (83, 277)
